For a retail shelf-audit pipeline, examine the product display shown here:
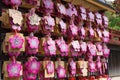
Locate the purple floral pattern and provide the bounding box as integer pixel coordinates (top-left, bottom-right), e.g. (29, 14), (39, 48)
(45, 15), (55, 26)
(88, 43), (97, 56)
(24, 57), (40, 80)
(103, 15), (108, 28)
(11, 0), (21, 6)
(88, 12), (95, 22)
(80, 42), (87, 53)
(103, 37), (109, 43)
(103, 29), (109, 38)
(59, 20), (67, 33)
(57, 3), (66, 15)
(103, 48), (110, 58)
(47, 37), (55, 45)
(80, 26), (85, 39)
(44, 37), (56, 56)
(9, 35), (24, 49)
(96, 43), (102, 52)
(95, 12), (102, 25)
(60, 44), (68, 53)
(43, 15), (55, 32)
(48, 45), (56, 55)
(27, 37), (39, 49)
(89, 27), (94, 37)
(97, 28), (102, 38)
(66, 3), (78, 17)
(27, 60), (40, 74)
(71, 40), (80, 56)
(56, 38), (68, 56)
(57, 66), (66, 78)
(46, 61), (54, 74)
(80, 7), (86, 20)
(26, 8), (41, 32)
(96, 57), (102, 74)
(80, 7), (86, 14)
(70, 24), (78, 36)
(89, 61), (96, 72)
(70, 61), (76, 75)
(81, 13), (87, 20)
(43, 0), (53, 9)
(103, 29), (110, 43)
(97, 61), (102, 69)
(7, 62), (22, 77)
(71, 40), (80, 52)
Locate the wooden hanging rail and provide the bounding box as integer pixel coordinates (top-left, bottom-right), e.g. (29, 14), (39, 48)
(64, 0), (115, 13)
(108, 28), (120, 45)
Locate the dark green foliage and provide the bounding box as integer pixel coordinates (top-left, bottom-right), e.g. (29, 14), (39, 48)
(106, 11), (120, 30)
